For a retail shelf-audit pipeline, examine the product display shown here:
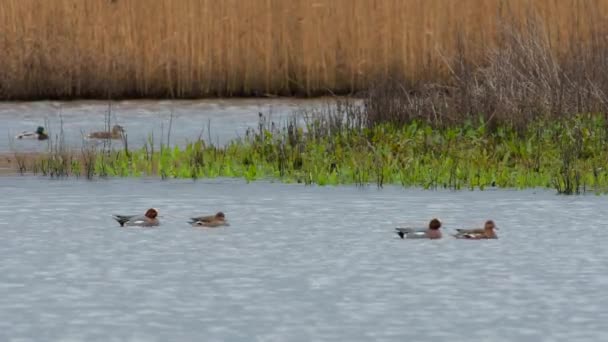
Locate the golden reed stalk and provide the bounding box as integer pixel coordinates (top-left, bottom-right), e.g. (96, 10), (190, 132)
(0, 0), (605, 99)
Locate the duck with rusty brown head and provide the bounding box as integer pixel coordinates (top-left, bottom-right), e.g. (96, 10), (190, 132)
(395, 218), (442, 239)
(113, 208), (160, 227)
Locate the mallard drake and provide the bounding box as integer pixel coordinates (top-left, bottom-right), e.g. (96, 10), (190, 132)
(87, 125), (125, 139)
(189, 212), (229, 227)
(113, 208), (159, 227)
(16, 126), (48, 140)
(395, 218), (442, 239)
(453, 220), (498, 239)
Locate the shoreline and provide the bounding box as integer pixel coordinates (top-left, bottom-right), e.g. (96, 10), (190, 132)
(1, 113), (606, 195)
(0, 152), (37, 175)
(0, 96), (353, 106)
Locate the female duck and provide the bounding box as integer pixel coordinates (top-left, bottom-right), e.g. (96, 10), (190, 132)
(453, 220), (498, 239)
(16, 126), (48, 140)
(395, 218), (442, 239)
(189, 212), (229, 227)
(88, 125), (125, 139)
(113, 208), (159, 227)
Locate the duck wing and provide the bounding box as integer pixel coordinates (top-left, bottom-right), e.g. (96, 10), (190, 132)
(88, 131), (111, 139)
(189, 215), (215, 224)
(192, 220), (229, 228)
(404, 232), (429, 239)
(395, 227), (426, 239)
(16, 131), (35, 139)
(395, 227), (426, 234)
(456, 228), (484, 234)
(453, 232), (483, 239)
(118, 215), (158, 227)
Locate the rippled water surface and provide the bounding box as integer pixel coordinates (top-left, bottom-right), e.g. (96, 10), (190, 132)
(0, 99), (336, 152)
(1, 176), (607, 341)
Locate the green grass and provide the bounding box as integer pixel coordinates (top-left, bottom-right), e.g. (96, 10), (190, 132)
(21, 114), (608, 194)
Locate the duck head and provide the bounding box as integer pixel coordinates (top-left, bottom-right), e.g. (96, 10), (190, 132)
(145, 208), (159, 219)
(36, 126), (46, 134)
(483, 220), (498, 238)
(215, 212), (226, 220)
(428, 218), (442, 230)
(484, 220), (497, 231)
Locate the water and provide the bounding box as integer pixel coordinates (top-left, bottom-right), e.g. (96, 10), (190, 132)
(0, 176), (607, 341)
(0, 99), (336, 153)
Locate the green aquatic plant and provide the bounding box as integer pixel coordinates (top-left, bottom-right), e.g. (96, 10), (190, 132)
(12, 112), (608, 195)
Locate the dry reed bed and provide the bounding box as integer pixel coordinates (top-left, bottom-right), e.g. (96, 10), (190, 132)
(0, 0), (607, 99)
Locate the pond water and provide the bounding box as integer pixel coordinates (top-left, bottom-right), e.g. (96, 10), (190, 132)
(0, 99), (338, 153)
(0, 176), (607, 341)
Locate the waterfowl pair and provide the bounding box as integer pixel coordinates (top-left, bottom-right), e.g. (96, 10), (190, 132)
(395, 219), (498, 239)
(16, 126), (48, 140)
(112, 209), (229, 228)
(88, 125), (125, 139)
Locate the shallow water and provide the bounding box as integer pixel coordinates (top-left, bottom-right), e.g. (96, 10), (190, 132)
(0, 176), (607, 341)
(0, 98), (336, 153)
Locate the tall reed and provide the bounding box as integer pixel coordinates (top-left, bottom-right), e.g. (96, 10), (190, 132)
(0, 0), (607, 99)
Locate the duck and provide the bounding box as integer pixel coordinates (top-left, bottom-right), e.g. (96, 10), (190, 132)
(189, 212), (229, 227)
(395, 218), (442, 239)
(113, 208), (159, 227)
(87, 125), (125, 139)
(16, 126), (48, 140)
(453, 220), (498, 239)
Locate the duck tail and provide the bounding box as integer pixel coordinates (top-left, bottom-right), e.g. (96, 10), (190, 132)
(112, 215), (129, 227)
(397, 231), (405, 239)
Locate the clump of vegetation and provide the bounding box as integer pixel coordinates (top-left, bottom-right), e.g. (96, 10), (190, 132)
(364, 16), (608, 132)
(11, 107), (608, 195)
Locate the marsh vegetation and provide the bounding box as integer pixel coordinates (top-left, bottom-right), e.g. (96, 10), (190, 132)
(8, 12), (608, 195)
(0, 0), (607, 98)
(7, 102), (608, 195)
(4, 3), (608, 195)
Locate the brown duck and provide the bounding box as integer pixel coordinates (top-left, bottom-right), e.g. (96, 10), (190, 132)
(189, 212), (229, 228)
(88, 125), (125, 139)
(453, 220), (498, 239)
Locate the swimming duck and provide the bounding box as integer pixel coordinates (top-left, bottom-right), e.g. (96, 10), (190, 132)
(189, 212), (229, 227)
(395, 218), (442, 239)
(16, 126), (48, 140)
(113, 208), (159, 227)
(453, 220), (498, 239)
(87, 125), (125, 139)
